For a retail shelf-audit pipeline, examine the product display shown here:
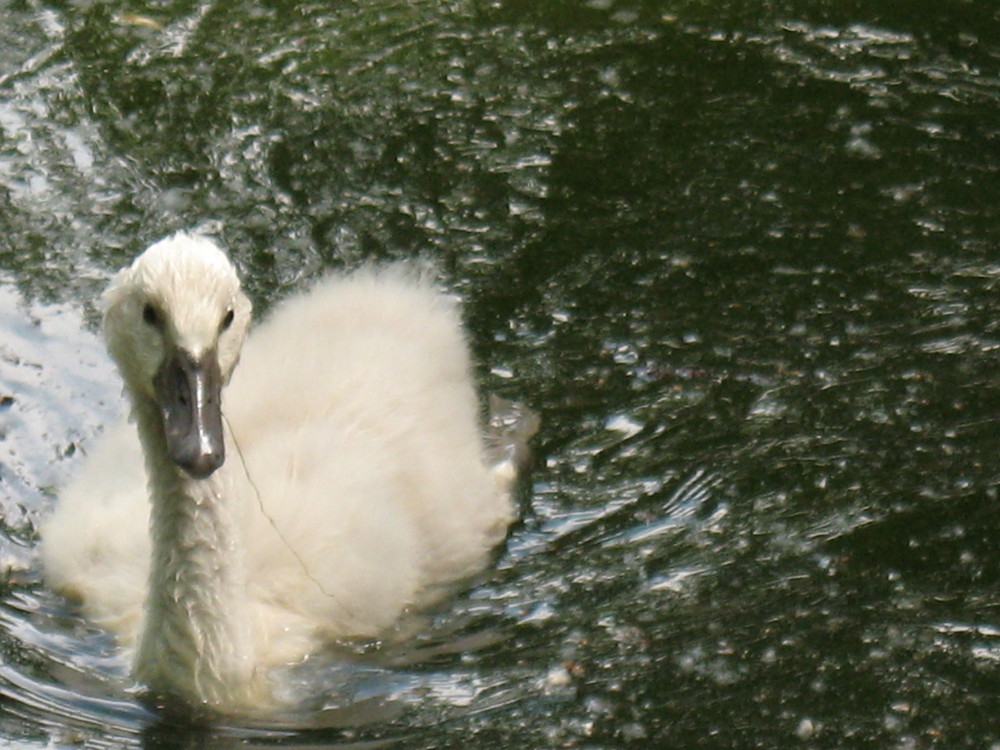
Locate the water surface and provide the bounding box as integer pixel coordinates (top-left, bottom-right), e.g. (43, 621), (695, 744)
(2, 0), (1000, 747)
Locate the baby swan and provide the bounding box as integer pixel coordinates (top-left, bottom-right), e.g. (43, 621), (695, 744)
(41, 233), (520, 711)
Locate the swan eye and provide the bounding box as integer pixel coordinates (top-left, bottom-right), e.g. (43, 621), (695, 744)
(220, 308), (235, 332)
(143, 303), (162, 329)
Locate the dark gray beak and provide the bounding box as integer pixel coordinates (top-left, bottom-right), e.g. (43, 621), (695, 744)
(152, 347), (225, 479)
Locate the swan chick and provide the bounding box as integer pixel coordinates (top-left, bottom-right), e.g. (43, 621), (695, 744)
(41, 233), (523, 711)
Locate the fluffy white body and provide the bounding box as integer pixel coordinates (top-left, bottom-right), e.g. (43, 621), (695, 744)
(40, 233), (518, 711)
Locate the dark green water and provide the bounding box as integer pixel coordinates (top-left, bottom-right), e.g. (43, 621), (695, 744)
(2, 0), (1000, 747)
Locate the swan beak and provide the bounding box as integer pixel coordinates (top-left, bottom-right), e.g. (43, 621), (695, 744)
(152, 347), (225, 479)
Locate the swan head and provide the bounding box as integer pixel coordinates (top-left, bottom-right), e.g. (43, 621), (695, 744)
(102, 232), (252, 478)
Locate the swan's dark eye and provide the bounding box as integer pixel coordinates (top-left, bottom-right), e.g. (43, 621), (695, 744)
(143, 303), (161, 328)
(220, 308), (235, 332)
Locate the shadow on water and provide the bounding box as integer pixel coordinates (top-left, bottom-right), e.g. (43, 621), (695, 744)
(2, 0), (1000, 746)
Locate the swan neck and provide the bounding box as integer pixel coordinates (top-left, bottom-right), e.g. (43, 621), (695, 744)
(132, 396), (258, 708)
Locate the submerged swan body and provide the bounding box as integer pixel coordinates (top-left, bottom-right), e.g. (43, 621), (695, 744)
(41, 233), (524, 710)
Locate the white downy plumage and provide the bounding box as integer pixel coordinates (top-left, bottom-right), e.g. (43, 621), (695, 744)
(41, 232), (527, 711)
